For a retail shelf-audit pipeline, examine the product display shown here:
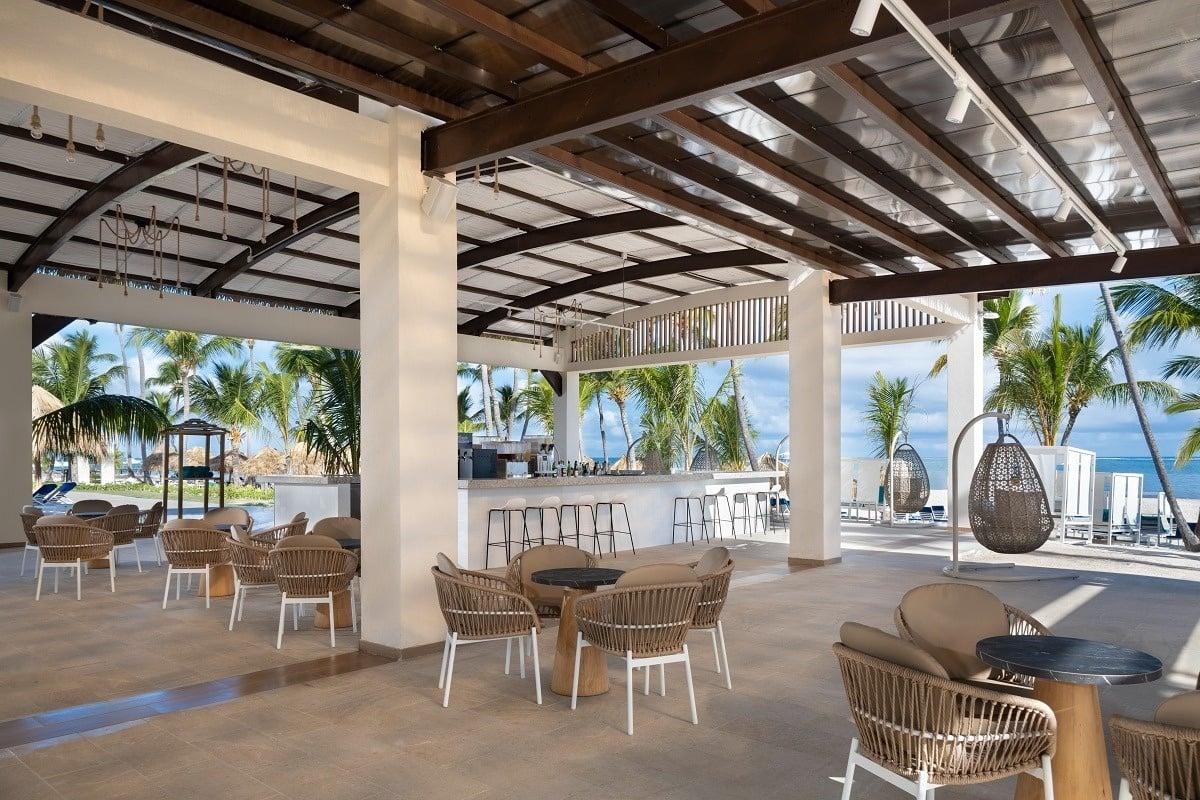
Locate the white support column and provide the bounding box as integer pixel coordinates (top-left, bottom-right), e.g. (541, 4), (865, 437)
(73, 455), (90, 485)
(100, 455), (116, 485)
(946, 297), (983, 532)
(553, 371), (581, 463)
(358, 105), (458, 657)
(787, 269), (842, 566)
(0, 300), (31, 543)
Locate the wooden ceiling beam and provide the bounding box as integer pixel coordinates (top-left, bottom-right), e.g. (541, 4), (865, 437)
(721, 0), (777, 14)
(815, 64), (1068, 257)
(110, 0), (464, 119)
(575, 0), (671, 49)
(829, 243), (1200, 304)
(421, 0), (1034, 172)
(459, 209), (677, 269)
(1041, 0), (1194, 245)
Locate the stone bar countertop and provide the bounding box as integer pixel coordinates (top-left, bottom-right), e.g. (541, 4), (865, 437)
(459, 470), (781, 489)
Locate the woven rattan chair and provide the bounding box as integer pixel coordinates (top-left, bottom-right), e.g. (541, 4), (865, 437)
(894, 583), (1050, 690)
(94, 505), (143, 572)
(249, 514), (309, 546)
(203, 506), (253, 534)
(432, 554), (542, 708)
(19, 507), (43, 576)
(834, 623), (1057, 800)
(688, 548), (735, 690)
(227, 538), (277, 631)
(69, 498), (113, 515)
(269, 538), (358, 649)
(33, 523), (116, 600)
(1112, 691), (1200, 800)
(505, 544), (597, 618)
(161, 523), (230, 609)
(571, 565), (702, 735)
(969, 433), (1056, 553)
(134, 502), (165, 565)
(312, 516), (358, 539)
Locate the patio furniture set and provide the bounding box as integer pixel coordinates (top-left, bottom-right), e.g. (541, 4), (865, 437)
(834, 582), (1185, 800)
(432, 543), (734, 735)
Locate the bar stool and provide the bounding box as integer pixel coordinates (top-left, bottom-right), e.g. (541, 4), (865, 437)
(702, 488), (735, 540)
(524, 497), (562, 547)
(485, 497), (526, 568)
(765, 483), (787, 526)
(732, 492), (761, 537)
(755, 490), (773, 531)
(672, 495), (708, 545)
(560, 494), (598, 554)
(595, 496), (636, 556)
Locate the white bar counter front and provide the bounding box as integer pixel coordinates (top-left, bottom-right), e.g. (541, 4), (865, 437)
(457, 471), (779, 568)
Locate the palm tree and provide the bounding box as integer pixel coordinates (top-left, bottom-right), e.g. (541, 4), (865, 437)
(604, 369), (637, 453)
(861, 372), (917, 458)
(132, 329), (242, 419)
(457, 387), (484, 433)
(986, 297), (1074, 446)
(33, 395), (167, 469)
(629, 364), (708, 471)
(278, 346), (360, 475)
(191, 361), (262, 482)
(728, 360), (758, 468)
(457, 362), (494, 437)
(257, 364), (300, 473)
(580, 372), (609, 465)
(518, 377), (555, 435)
(113, 323), (137, 475)
(702, 395), (757, 469)
(929, 291), (1039, 377)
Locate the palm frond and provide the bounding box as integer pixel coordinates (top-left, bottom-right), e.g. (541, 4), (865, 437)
(33, 395), (167, 457)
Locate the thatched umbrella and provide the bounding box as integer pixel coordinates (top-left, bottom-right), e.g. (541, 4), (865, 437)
(288, 442), (322, 475)
(31, 386), (106, 460)
(243, 446), (284, 476)
(144, 450), (181, 472)
(209, 450), (248, 473)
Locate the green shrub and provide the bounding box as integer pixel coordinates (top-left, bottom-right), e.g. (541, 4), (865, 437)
(72, 482), (275, 504)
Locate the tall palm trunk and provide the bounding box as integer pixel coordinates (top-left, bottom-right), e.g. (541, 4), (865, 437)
(136, 341), (150, 482)
(615, 398), (635, 453)
(595, 393), (609, 466)
(115, 324), (135, 475)
(507, 368), (518, 438)
(1100, 284), (1199, 550)
(181, 366), (192, 420)
(730, 360), (758, 468)
(482, 364), (499, 438)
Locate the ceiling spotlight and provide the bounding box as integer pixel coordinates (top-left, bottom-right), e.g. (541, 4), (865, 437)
(1091, 230), (1112, 250)
(850, 0), (883, 37)
(1106, 107), (1116, 121)
(1110, 253), (1127, 274)
(1053, 198), (1073, 223)
(29, 106), (42, 139)
(982, 310), (1000, 320)
(95, 122), (105, 152)
(946, 84), (972, 125)
(1016, 150), (1041, 179)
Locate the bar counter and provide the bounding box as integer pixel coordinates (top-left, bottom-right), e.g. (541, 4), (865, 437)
(457, 471), (780, 568)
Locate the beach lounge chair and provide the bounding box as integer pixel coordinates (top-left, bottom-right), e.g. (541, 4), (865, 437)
(930, 505), (948, 523)
(44, 482), (76, 504)
(31, 483), (57, 505)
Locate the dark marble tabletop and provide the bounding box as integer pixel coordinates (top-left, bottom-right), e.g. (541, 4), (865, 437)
(977, 635), (1162, 685)
(72, 511), (108, 520)
(531, 567), (624, 588)
(336, 538), (361, 550)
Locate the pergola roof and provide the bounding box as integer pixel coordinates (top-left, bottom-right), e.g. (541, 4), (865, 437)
(7, 0), (1200, 344)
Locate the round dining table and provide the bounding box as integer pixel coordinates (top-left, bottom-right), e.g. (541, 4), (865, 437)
(977, 635), (1162, 800)
(531, 567), (624, 697)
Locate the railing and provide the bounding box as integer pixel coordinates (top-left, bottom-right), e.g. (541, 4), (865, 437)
(840, 300), (940, 336)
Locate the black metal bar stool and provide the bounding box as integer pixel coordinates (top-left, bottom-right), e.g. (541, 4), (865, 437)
(732, 492), (761, 537)
(524, 496), (562, 547)
(672, 495), (708, 545)
(560, 494), (599, 555)
(702, 487), (735, 540)
(595, 496), (636, 556)
(485, 497), (527, 568)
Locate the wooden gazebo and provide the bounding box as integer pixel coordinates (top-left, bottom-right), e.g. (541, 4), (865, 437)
(161, 418), (229, 521)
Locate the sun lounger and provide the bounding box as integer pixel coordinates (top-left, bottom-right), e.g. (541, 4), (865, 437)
(44, 481), (76, 504)
(930, 505), (948, 523)
(31, 483), (57, 505)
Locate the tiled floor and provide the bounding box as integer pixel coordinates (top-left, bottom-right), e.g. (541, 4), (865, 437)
(2, 523), (1198, 799)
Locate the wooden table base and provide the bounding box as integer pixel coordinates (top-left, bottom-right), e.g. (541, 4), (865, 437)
(195, 564), (235, 599)
(1015, 679), (1112, 800)
(314, 590), (354, 630)
(551, 587), (609, 697)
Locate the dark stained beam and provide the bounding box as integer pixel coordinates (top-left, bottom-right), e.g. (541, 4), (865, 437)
(1041, 0), (1194, 245)
(193, 192), (358, 297)
(403, 0), (592, 77)
(722, 0), (776, 13)
(828, 244), (1200, 304)
(0, 197), (61, 219)
(576, 0), (671, 49)
(32, 314), (77, 348)
(459, 249), (785, 334)
(533, 145), (871, 278)
(421, 0), (1034, 172)
(458, 210), (677, 269)
(814, 64), (1068, 258)
(540, 370), (564, 396)
(734, 88), (1013, 263)
(275, 0), (519, 100)
(110, 0), (464, 119)
(9, 142), (205, 291)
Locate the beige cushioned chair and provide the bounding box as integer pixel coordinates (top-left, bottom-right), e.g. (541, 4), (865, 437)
(895, 583), (1049, 688)
(834, 621), (1057, 800)
(687, 548), (736, 689)
(506, 544), (597, 617)
(250, 514), (309, 546)
(203, 506), (253, 532)
(269, 538), (358, 649)
(19, 507), (43, 576)
(1112, 691), (1200, 800)
(312, 516), (359, 539)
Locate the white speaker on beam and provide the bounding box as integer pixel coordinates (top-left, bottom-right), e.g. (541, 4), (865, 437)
(421, 176), (457, 221)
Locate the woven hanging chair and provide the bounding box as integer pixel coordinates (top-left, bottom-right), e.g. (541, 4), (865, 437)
(886, 442), (931, 514)
(968, 433), (1055, 554)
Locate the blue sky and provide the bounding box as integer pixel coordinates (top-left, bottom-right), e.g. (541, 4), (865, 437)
(52, 280), (1194, 463)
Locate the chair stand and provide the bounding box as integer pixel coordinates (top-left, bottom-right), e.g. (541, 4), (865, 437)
(228, 578), (279, 631)
(438, 628), (541, 708)
(20, 543), (39, 576)
(36, 558), (114, 601)
(839, 738), (1053, 800)
(571, 634), (697, 735)
(162, 564), (213, 609)
(276, 591), (356, 649)
(113, 541), (143, 573)
(691, 620), (732, 690)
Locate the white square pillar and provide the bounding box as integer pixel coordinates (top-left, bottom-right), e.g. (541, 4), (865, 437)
(358, 106), (458, 657)
(946, 297), (983, 531)
(1, 301), (31, 543)
(787, 270), (842, 566)
(553, 371), (581, 462)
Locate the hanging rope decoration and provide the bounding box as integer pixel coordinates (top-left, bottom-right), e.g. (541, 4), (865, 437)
(97, 205), (182, 298)
(886, 441), (931, 514)
(212, 157), (295, 244)
(967, 427), (1055, 554)
(493, 159), (500, 196)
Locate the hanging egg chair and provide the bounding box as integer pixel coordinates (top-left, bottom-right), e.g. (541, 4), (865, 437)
(886, 441), (931, 515)
(968, 428), (1055, 554)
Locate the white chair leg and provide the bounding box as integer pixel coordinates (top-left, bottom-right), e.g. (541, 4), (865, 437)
(276, 593), (288, 649)
(132, 543), (142, 573)
(438, 633), (451, 689)
(155, 534), (163, 565)
(349, 586), (357, 633)
(716, 620), (732, 689)
(293, 602), (299, 630)
(229, 580), (241, 631)
(76, 559), (82, 600)
(840, 739), (858, 800)
(915, 770), (932, 800)
(176, 571), (181, 600)
(54, 565), (59, 594)
(505, 638), (512, 675)
(659, 663), (666, 697)
(1042, 754), (1055, 800)
(442, 632), (458, 708)
(20, 547), (28, 576)
(710, 629), (721, 672)
(530, 628), (542, 705)
(683, 645), (697, 725)
(626, 653), (635, 735)
(570, 632), (584, 710)
(644, 663), (650, 696)
(108, 557), (115, 593)
(204, 565), (211, 609)
(328, 593), (336, 648)
(35, 562), (44, 601)
(162, 568), (172, 608)
(519, 633), (526, 678)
